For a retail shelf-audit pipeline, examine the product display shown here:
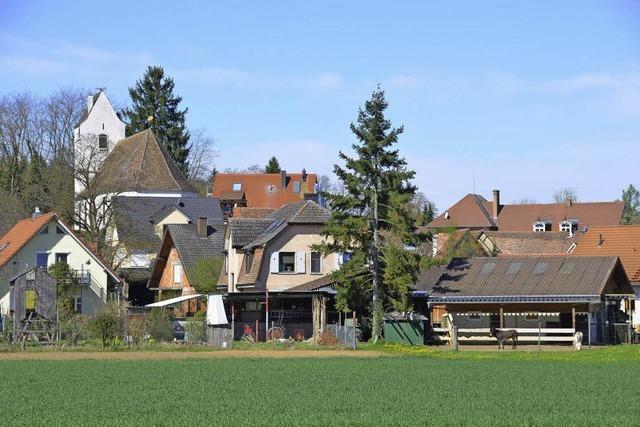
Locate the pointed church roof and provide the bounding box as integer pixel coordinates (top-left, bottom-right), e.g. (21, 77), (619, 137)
(93, 129), (196, 194)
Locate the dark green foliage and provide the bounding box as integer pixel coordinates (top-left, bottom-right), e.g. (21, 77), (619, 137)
(146, 309), (174, 341)
(314, 88), (420, 339)
(265, 156), (281, 173)
(185, 311), (206, 344)
(2, 351), (640, 425)
(421, 200), (436, 225)
(122, 66), (190, 173)
(48, 262), (78, 318)
(622, 184), (640, 224)
(89, 302), (123, 348)
(190, 256), (224, 293)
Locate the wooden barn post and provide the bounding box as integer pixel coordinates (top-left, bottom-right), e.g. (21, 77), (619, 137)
(499, 306), (504, 329)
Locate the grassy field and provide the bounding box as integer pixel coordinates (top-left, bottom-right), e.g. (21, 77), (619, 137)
(1, 346), (639, 426)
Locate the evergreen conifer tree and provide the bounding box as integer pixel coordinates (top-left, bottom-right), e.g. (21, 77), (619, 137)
(265, 156), (281, 173)
(123, 66), (190, 173)
(314, 88), (420, 341)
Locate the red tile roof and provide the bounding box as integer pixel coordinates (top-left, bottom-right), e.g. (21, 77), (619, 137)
(0, 213), (56, 269)
(428, 193), (623, 232)
(212, 172), (317, 209)
(571, 225), (640, 283)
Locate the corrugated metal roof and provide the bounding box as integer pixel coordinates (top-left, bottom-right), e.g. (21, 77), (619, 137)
(428, 256), (632, 299)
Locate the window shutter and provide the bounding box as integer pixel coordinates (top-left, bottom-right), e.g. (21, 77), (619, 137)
(336, 252), (344, 268)
(270, 252), (279, 273)
(295, 252), (306, 273)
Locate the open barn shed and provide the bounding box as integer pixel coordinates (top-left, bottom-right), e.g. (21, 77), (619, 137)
(8, 267), (57, 343)
(416, 256), (635, 345)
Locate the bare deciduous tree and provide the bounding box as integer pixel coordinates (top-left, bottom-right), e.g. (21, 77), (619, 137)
(553, 187), (579, 204)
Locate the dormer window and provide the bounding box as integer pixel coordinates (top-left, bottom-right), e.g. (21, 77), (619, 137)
(98, 134), (108, 151)
(559, 220), (578, 237)
(533, 221), (551, 232)
(232, 183), (242, 191)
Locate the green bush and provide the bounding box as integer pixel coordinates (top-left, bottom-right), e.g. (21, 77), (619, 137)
(89, 302), (123, 348)
(185, 312), (206, 345)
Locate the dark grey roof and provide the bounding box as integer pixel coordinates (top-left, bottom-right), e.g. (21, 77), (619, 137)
(113, 196), (223, 249)
(240, 201), (331, 249)
(425, 256), (633, 303)
(166, 223), (225, 284)
(412, 264), (447, 292)
(287, 274), (339, 292)
(229, 218), (273, 248)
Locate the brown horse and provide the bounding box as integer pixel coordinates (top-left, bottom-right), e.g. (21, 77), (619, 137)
(490, 327), (518, 350)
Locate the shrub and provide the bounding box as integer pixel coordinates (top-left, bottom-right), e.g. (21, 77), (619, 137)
(317, 330), (340, 347)
(185, 312), (206, 345)
(61, 314), (90, 349)
(89, 302), (123, 348)
(127, 317), (147, 348)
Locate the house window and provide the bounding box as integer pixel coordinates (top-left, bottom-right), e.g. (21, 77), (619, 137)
(55, 253), (68, 265)
(245, 252), (253, 274)
(36, 253), (48, 268)
(278, 252), (295, 272)
(98, 134), (108, 150)
(232, 183), (242, 191)
(533, 221), (551, 232)
(39, 225), (49, 235)
(311, 252), (322, 274)
(224, 255), (228, 274)
(74, 296), (82, 313)
(292, 181), (301, 193)
(130, 253), (148, 268)
(56, 225), (65, 235)
(559, 220), (578, 237)
(173, 264), (182, 284)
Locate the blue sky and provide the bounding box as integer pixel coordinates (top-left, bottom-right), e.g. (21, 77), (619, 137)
(1, 1), (639, 209)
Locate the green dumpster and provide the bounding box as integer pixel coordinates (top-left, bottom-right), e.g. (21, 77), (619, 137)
(383, 313), (426, 345)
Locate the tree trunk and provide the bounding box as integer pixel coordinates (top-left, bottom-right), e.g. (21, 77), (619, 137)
(371, 168), (382, 342)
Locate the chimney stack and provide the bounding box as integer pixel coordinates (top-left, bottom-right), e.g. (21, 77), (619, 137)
(87, 96), (94, 113)
(492, 189), (500, 220)
(196, 217), (208, 238)
(32, 207), (41, 219)
(280, 170), (287, 190)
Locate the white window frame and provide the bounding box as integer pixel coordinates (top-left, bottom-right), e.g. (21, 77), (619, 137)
(173, 263), (182, 284)
(559, 220), (577, 237)
(232, 183), (242, 191)
(74, 295), (82, 313)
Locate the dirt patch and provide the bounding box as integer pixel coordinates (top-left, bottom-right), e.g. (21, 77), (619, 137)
(0, 349), (387, 361)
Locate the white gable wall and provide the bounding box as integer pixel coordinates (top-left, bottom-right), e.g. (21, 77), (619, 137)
(73, 91), (126, 195)
(0, 218), (115, 315)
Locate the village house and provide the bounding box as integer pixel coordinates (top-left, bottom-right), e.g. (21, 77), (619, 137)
(0, 211), (121, 315)
(147, 218), (225, 314)
(211, 170), (318, 218)
(413, 256), (634, 345)
(427, 190), (624, 256)
(220, 200), (338, 340)
(571, 225), (640, 326)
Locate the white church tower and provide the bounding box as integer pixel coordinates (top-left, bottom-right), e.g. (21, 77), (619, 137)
(73, 90), (126, 196)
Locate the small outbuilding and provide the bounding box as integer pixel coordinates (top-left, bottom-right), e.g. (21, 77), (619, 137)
(9, 267), (57, 343)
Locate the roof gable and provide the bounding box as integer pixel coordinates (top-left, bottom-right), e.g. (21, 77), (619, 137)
(428, 194), (496, 229)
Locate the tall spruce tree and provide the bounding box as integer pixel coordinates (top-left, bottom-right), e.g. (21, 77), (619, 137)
(265, 156), (281, 173)
(314, 88), (420, 341)
(123, 66), (190, 173)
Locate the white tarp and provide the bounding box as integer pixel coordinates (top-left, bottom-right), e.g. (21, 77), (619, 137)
(146, 294), (203, 308)
(207, 294), (228, 325)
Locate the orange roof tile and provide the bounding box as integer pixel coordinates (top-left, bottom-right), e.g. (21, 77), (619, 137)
(212, 172), (317, 209)
(0, 212), (56, 268)
(571, 225), (640, 283)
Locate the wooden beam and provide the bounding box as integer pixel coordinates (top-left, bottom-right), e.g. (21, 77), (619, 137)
(571, 306), (576, 330)
(499, 306), (504, 329)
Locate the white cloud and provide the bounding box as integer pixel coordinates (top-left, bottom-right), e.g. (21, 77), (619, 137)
(387, 74), (423, 89)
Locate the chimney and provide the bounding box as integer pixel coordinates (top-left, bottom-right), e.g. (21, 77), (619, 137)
(280, 170), (287, 190)
(87, 96), (94, 113)
(196, 217), (208, 238)
(598, 233), (604, 246)
(301, 168), (308, 182)
(492, 189), (500, 219)
(32, 207), (41, 219)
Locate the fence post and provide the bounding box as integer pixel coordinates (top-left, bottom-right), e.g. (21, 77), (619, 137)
(271, 321), (275, 350)
(452, 326), (458, 351)
(352, 311), (356, 351)
(587, 312), (591, 349)
(537, 314), (541, 353)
